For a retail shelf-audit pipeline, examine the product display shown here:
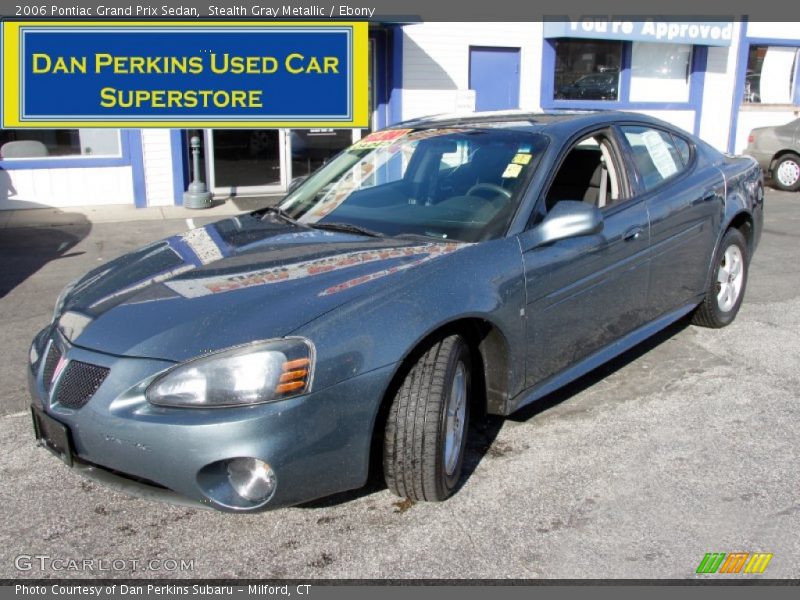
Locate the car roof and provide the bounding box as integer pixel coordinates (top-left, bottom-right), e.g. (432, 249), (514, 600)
(392, 109), (665, 134)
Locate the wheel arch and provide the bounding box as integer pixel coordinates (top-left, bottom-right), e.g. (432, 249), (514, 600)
(727, 211), (755, 256)
(390, 316), (512, 415)
(769, 148), (800, 171)
(701, 208), (754, 297)
(366, 316), (513, 481)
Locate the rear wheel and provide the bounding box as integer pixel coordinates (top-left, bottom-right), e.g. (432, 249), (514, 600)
(692, 228), (748, 328)
(772, 153), (800, 191)
(383, 335), (471, 502)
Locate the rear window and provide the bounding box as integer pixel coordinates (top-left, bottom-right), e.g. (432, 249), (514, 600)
(621, 126), (690, 192)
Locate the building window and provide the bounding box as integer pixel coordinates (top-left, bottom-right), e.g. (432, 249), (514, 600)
(547, 39), (700, 108)
(743, 45), (800, 104)
(630, 42), (692, 102)
(0, 129), (121, 160)
(554, 39), (622, 101)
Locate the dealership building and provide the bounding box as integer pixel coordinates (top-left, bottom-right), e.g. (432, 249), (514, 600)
(1, 20), (799, 211)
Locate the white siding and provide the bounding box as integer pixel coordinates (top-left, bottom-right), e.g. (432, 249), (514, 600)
(397, 23), (754, 154)
(634, 110), (696, 136)
(400, 22), (542, 120)
(698, 25), (743, 152)
(0, 166), (134, 210)
(141, 129), (176, 207)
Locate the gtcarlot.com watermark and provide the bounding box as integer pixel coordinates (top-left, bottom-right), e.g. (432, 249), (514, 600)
(14, 554), (194, 573)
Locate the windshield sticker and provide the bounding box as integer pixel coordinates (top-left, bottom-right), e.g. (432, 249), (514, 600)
(502, 163), (523, 178)
(352, 128), (473, 151)
(164, 242), (470, 299)
(511, 153), (532, 165)
(303, 183), (356, 220)
(352, 129), (414, 149)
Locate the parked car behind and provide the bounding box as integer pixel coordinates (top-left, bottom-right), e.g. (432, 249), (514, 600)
(745, 117), (800, 191)
(555, 72), (619, 101)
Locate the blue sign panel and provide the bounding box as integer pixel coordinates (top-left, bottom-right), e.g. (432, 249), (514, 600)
(544, 20), (733, 47)
(2, 22), (369, 127)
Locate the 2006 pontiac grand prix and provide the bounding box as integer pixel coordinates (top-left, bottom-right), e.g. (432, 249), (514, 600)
(29, 111), (763, 511)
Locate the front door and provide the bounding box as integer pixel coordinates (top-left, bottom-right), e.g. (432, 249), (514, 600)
(469, 47), (521, 111)
(206, 129), (288, 196)
(520, 130), (651, 389)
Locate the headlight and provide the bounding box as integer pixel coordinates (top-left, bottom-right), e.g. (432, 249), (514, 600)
(145, 338), (314, 408)
(52, 279), (79, 323)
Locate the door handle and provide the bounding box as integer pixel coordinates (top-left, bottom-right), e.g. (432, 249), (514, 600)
(623, 227), (644, 242)
(701, 190), (717, 202)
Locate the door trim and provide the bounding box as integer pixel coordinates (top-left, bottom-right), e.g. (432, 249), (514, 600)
(507, 301), (697, 415)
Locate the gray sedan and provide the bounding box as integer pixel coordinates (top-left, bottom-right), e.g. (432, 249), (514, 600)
(745, 117), (800, 191)
(29, 111), (763, 511)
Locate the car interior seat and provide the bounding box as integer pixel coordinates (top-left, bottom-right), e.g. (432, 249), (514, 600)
(545, 148), (604, 210)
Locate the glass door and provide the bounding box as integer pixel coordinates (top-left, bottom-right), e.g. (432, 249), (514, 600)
(206, 129), (288, 196)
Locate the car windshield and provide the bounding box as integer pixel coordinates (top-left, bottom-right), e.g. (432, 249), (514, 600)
(279, 127), (548, 242)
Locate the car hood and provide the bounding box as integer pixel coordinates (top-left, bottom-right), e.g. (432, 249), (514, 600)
(56, 213), (470, 362)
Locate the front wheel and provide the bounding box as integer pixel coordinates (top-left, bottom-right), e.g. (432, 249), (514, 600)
(772, 153), (800, 191)
(383, 335), (471, 502)
(692, 228), (748, 328)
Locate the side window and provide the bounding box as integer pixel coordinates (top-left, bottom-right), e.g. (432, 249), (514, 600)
(620, 126), (689, 192)
(544, 133), (623, 212)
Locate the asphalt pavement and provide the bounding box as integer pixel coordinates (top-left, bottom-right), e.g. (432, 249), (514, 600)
(0, 191), (798, 579)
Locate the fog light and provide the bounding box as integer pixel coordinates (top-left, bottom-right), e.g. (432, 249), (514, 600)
(226, 458), (276, 502)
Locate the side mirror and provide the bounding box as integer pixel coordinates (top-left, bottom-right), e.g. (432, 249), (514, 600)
(529, 201), (604, 248)
(287, 175), (308, 194)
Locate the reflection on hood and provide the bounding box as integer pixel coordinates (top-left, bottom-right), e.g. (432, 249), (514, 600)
(54, 214), (476, 360)
(164, 241), (470, 299)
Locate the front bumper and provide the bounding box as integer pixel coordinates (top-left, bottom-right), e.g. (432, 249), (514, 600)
(28, 327), (395, 511)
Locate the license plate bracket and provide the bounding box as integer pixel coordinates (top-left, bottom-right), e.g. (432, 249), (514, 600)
(31, 406), (73, 467)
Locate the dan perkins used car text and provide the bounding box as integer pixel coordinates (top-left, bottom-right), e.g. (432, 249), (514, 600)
(20, 4), (376, 17)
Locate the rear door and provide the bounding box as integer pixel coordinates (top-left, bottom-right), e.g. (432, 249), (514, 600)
(617, 125), (722, 319)
(520, 128), (650, 389)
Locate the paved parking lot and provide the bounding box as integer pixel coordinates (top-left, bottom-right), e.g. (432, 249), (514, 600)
(0, 191), (798, 579)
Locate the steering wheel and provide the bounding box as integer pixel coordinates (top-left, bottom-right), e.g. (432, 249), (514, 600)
(466, 183), (512, 200)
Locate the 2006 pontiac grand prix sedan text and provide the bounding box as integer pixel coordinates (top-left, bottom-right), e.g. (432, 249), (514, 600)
(29, 111), (763, 511)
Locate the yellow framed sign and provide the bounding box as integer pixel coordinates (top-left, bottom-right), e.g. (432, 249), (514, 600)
(1, 21), (369, 128)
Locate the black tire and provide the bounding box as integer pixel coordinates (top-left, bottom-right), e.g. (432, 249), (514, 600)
(383, 335), (471, 502)
(692, 228), (749, 328)
(771, 153), (800, 191)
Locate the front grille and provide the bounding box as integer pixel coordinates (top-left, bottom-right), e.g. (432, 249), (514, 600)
(42, 343), (62, 393)
(54, 361), (109, 409)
